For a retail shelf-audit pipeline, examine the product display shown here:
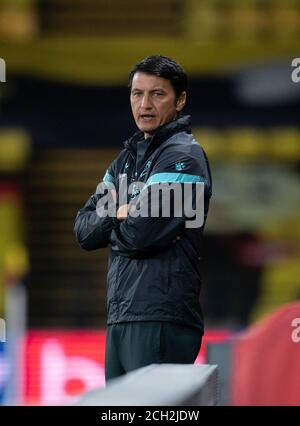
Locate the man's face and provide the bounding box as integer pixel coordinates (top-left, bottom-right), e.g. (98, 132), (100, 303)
(130, 72), (186, 138)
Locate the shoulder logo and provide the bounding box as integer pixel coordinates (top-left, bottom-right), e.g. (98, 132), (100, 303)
(175, 161), (185, 171)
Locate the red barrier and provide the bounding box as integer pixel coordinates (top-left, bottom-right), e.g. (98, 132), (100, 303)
(232, 301), (300, 405)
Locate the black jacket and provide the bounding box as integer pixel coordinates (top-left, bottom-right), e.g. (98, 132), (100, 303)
(74, 115), (212, 332)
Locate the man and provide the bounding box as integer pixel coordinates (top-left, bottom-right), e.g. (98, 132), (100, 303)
(74, 55), (212, 383)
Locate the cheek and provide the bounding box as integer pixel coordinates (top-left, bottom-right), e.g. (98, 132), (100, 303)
(161, 102), (176, 118)
(131, 102), (138, 116)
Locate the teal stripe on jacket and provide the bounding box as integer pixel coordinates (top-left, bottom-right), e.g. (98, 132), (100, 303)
(146, 172), (206, 186)
(103, 170), (115, 184)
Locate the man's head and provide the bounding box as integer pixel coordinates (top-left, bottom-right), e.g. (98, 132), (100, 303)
(128, 55), (187, 138)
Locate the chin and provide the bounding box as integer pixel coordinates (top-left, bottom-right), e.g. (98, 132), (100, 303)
(139, 126), (156, 134)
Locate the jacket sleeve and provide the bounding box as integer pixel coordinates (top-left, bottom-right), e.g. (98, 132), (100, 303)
(110, 147), (212, 257)
(74, 165), (120, 251)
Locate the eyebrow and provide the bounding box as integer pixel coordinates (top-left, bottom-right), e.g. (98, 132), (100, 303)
(131, 87), (166, 93)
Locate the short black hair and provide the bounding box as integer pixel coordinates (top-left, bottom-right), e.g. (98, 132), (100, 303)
(128, 55), (187, 98)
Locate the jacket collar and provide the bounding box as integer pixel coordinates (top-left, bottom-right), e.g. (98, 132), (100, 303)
(123, 114), (191, 159)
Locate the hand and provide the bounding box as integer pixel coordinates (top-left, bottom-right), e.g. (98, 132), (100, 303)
(117, 204), (129, 220)
(172, 235), (181, 243)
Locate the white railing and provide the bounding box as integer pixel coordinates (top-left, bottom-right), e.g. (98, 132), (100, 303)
(76, 363), (218, 406)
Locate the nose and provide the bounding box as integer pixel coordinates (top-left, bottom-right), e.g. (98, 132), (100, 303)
(140, 93), (152, 110)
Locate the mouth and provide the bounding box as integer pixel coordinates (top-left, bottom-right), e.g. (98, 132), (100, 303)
(139, 114), (156, 122)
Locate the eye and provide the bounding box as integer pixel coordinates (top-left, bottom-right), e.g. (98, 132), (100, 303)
(132, 91), (142, 97)
(153, 92), (163, 97)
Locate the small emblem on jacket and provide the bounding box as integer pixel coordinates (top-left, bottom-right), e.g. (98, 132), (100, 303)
(175, 161), (185, 171)
(130, 184), (141, 199)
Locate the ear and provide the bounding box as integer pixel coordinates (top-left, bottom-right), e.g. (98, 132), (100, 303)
(176, 91), (186, 112)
